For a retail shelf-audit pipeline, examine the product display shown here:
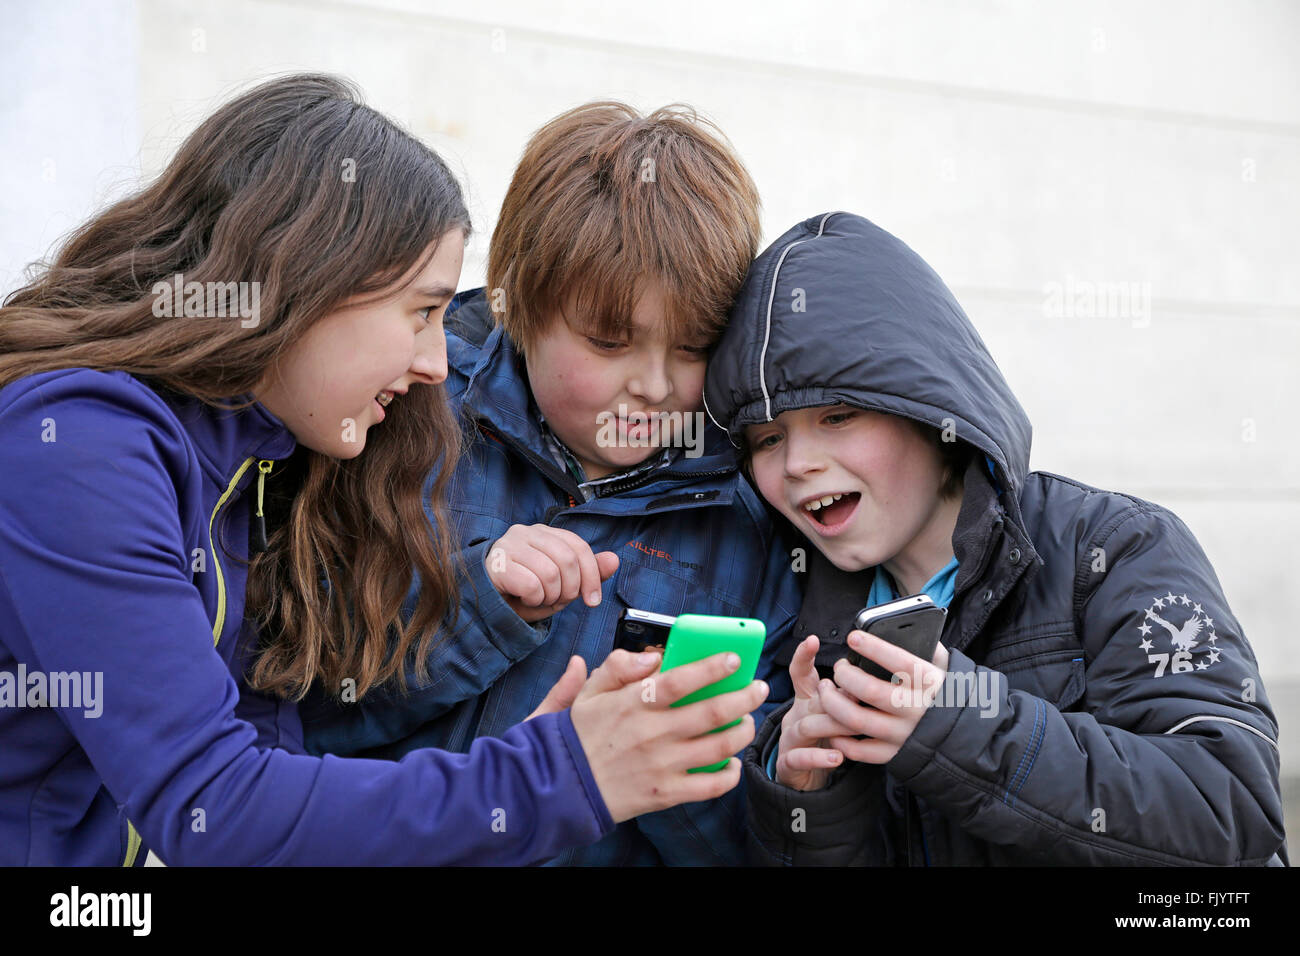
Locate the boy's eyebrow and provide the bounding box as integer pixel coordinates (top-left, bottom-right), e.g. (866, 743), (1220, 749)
(564, 310), (628, 335)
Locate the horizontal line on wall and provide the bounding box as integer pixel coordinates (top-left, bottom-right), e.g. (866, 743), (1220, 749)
(953, 285), (1300, 323)
(276, 0), (1300, 138)
(1028, 485), (1300, 504)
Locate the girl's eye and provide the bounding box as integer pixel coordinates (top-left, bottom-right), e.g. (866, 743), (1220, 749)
(679, 344), (710, 358)
(417, 307), (434, 326)
(824, 410), (856, 426)
(586, 337), (626, 351)
(750, 433), (781, 452)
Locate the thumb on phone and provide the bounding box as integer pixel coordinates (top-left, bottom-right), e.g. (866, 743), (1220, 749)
(525, 655), (588, 721)
(574, 648), (662, 704)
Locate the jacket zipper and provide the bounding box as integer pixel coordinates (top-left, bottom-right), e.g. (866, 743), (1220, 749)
(474, 419), (731, 505)
(122, 455), (272, 866)
(206, 457), (260, 647)
(251, 459), (274, 552)
(121, 820), (142, 868)
(596, 466), (733, 499)
(474, 419), (584, 504)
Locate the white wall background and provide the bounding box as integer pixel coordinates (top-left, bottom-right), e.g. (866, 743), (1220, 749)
(4, 0), (1298, 777)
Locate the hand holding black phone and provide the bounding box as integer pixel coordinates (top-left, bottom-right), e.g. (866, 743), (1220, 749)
(844, 594), (947, 681)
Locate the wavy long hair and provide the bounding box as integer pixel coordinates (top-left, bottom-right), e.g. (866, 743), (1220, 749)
(0, 73), (468, 701)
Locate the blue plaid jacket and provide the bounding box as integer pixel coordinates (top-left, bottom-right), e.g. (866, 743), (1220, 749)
(303, 289), (799, 865)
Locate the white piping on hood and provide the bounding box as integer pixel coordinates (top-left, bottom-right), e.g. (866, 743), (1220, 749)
(759, 211), (836, 422)
(702, 388), (737, 448)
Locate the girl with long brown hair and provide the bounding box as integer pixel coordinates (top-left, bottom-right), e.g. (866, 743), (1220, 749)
(0, 73), (766, 865)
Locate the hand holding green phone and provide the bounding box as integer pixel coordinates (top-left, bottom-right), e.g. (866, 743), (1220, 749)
(659, 613), (766, 772)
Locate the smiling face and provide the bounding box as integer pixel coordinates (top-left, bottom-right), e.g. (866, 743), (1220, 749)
(523, 281), (709, 480)
(253, 228), (465, 458)
(745, 403), (962, 587)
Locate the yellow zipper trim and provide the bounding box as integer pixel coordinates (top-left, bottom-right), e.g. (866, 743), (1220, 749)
(123, 822), (142, 867)
(256, 458), (274, 520)
(208, 456), (257, 647)
(123, 455), (273, 866)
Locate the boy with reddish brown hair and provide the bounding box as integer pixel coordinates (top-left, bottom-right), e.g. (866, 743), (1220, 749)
(304, 101), (800, 866)
(490, 100), (760, 356)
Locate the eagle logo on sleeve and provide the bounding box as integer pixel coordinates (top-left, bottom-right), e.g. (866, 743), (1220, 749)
(1137, 592), (1222, 678)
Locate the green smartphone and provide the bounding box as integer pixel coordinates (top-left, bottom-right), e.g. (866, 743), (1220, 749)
(659, 612), (766, 773)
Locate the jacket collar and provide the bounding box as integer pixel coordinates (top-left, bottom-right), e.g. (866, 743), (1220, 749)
(454, 305), (744, 496)
(459, 323), (555, 462)
(151, 383), (297, 485)
(947, 458), (1039, 652)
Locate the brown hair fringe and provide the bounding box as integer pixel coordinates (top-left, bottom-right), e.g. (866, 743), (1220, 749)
(487, 101), (761, 353)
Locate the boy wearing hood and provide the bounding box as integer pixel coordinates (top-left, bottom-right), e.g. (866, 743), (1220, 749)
(302, 103), (798, 866)
(706, 212), (1287, 865)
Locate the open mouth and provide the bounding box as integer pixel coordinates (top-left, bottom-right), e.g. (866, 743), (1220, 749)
(801, 491), (861, 531)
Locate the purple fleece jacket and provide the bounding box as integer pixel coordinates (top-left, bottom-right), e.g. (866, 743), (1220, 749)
(0, 368), (613, 865)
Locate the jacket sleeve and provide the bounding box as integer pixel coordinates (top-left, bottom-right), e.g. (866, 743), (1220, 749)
(0, 374), (613, 865)
(889, 505), (1286, 865)
(300, 537), (552, 757)
(631, 525), (800, 864)
(742, 700), (889, 865)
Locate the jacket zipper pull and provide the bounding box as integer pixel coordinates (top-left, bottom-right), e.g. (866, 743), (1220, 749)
(252, 459), (274, 552)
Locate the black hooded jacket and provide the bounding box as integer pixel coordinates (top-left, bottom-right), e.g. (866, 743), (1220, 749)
(704, 212), (1287, 866)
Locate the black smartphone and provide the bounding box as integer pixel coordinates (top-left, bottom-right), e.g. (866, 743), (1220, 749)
(845, 594), (946, 681)
(613, 608), (676, 654)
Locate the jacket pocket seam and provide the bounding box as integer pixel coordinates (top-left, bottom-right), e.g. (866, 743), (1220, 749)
(988, 622), (1077, 651)
(993, 647), (1080, 673)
